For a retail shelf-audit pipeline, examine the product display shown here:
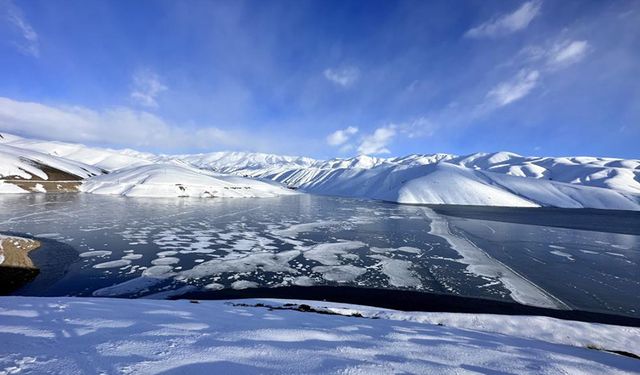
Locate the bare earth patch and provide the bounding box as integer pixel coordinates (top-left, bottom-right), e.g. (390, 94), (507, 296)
(0, 236), (41, 294)
(0, 160), (87, 193)
(0, 236), (41, 268)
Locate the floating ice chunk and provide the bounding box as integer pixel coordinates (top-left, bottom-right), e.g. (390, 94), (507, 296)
(231, 280), (258, 290)
(272, 220), (339, 238)
(151, 257), (180, 266)
(292, 276), (315, 286)
(80, 250), (112, 258)
(397, 246), (421, 254)
(122, 254), (143, 260)
(143, 265), (175, 278)
(313, 265), (366, 283)
(304, 241), (366, 266)
(179, 250), (300, 280)
(204, 283), (225, 291)
(370, 255), (421, 288)
(93, 259), (131, 269)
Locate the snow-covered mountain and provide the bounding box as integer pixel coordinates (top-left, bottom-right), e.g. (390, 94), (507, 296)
(174, 151), (317, 176)
(179, 150), (640, 210)
(0, 137), (104, 193)
(0, 133), (294, 198)
(0, 132), (156, 171)
(1, 132), (639, 210)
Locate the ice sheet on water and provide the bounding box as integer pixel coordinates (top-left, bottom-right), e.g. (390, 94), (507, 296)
(312, 265), (366, 283)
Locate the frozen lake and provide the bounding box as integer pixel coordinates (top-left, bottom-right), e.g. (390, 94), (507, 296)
(1, 193), (638, 318)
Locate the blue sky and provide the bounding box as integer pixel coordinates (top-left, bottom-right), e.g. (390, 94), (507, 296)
(0, 0), (638, 159)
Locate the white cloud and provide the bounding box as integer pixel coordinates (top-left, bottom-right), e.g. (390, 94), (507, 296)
(399, 117), (438, 138)
(326, 126), (358, 146)
(357, 126), (396, 155)
(487, 69), (540, 107)
(130, 70), (168, 108)
(465, 1), (542, 38)
(323, 67), (359, 87)
(0, 96), (271, 152)
(547, 40), (589, 68)
(2, 0), (39, 57)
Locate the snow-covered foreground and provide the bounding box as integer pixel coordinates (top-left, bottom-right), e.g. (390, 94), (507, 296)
(0, 297), (638, 375)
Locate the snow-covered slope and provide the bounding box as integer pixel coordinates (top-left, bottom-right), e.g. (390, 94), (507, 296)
(0, 132), (155, 171)
(81, 163), (296, 198)
(0, 142), (104, 193)
(0, 143), (101, 181)
(0, 297), (638, 374)
(184, 151), (638, 210)
(227, 155), (639, 210)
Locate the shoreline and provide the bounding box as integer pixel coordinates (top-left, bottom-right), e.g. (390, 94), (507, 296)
(174, 285), (640, 328)
(0, 235), (41, 268)
(0, 235), (41, 294)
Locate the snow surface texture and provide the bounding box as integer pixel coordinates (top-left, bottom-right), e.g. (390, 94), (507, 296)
(0, 297), (638, 375)
(2, 132), (640, 209)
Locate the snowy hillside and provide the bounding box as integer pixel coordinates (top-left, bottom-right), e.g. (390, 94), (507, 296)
(0, 133), (295, 198)
(0, 142), (103, 193)
(198, 151), (640, 210)
(0, 297), (638, 374)
(0, 133), (155, 171)
(81, 163), (296, 198)
(1, 132), (639, 209)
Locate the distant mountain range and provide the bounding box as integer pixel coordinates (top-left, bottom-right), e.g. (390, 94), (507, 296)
(1, 132), (639, 210)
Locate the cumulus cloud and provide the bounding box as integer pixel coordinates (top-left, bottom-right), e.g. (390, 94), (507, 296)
(465, 1), (542, 38)
(0, 96), (269, 152)
(326, 126), (358, 146)
(547, 40), (590, 68)
(323, 67), (359, 87)
(357, 126), (396, 155)
(130, 70), (168, 108)
(487, 69), (540, 107)
(1, 0), (39, 57)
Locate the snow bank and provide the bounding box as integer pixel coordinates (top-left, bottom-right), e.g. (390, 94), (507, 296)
(80, 163), (296, 198)
(0, 297), (637, 374)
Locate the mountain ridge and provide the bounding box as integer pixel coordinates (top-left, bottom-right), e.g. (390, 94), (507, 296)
(1, 132), (638, 210)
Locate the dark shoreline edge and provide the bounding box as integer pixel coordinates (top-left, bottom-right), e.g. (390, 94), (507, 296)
(1, 231), (79, 296)
(174, 286), (640, 328)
